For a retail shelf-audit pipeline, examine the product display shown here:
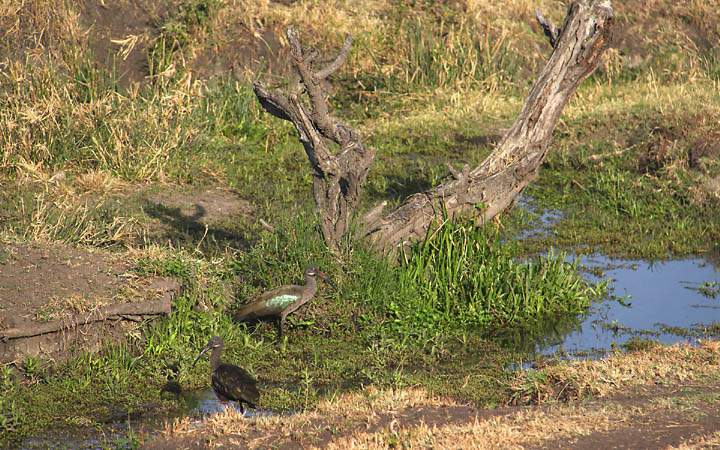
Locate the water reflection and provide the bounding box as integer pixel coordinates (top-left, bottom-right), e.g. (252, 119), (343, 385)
(181, 388), (274, 418)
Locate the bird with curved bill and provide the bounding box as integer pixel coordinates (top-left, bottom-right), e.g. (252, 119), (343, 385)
(233, 266), (333, 339)
(193, 336), (259, 415)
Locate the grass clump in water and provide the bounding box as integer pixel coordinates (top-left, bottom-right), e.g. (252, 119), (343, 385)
(390, 219), (602, 333)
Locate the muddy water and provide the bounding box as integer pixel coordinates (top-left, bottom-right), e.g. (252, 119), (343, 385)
(515, 196), (563, 240)
(183, 387), (275, 418)
(19, 388), (276, 449)
(503, 254), (720, 360)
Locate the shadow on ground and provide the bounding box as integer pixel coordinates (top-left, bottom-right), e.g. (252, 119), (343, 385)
(141, 188), (254, 252)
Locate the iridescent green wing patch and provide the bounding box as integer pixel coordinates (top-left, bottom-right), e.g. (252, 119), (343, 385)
(266, 294), (298, 309)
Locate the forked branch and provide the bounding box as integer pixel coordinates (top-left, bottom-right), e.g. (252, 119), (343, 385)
(535, 10), (560, 47)
(315, 35), (353, 80)
(253, 29), (374, 251)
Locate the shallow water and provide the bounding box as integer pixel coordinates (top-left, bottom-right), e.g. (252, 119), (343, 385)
(515, 196), (563, 240)
(19, 388), (275, 449)
(20, 418), (159, 450)
(505, 254), (720, 360)
(181, 387), (274, 418)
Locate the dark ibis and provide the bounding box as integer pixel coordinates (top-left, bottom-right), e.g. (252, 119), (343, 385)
(233, 266), (331, 338)
(193, 336), (259, 414)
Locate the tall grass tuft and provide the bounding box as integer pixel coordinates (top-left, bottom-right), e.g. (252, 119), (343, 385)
(395, 219), (601, 331)
(147, 0), (220, 81)
(398, 16), (513, 91)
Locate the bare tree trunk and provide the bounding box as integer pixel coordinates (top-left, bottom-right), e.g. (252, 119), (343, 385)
(362, 0), (614, 253)
(253, 30), (374, 252)
(253, 0), (613, 254)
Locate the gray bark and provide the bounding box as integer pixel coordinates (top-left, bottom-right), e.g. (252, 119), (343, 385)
(362, 0), (614, 254)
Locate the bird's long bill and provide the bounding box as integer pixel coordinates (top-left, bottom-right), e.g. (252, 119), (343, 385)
(318, 270), (336, 288)
(192, 345), (211, 367)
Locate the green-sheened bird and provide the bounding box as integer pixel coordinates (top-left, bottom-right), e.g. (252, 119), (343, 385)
(233, 266), (331, 338)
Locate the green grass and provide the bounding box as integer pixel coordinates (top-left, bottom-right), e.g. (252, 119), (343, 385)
(522, 167), (712, 258)
(391, 218), (603, 332)
(519, 109), (720, 258)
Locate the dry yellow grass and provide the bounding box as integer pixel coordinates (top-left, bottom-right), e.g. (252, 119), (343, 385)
(1, 60), (203, 178)
(670, 431), (720, 450)
(3, 0), (718, 90)
(158, 387), (461, 449)
(508, 340), (720, 405)
(168, 386), (458, 436)
(323, 403), (634, 450)
(34, 293), (109, 322)
(6, 188), (139, 246)
(319, 383), (720, 450)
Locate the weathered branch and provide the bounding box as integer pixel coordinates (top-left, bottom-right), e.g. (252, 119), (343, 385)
(288, 94), (338, 175)
(446, 163), (470, 182)
(535, 9), (560, 48)
(286, 29), (340, 144)
(254, 29), (374, 251)
(363, 0), (614, 254)
(315, 35), (353, 80)
(253, 82), (292, 121)
(0, 298), (172, 341)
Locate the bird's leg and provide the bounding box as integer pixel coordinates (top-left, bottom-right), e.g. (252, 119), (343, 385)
(239, 403), (245, 416)
(278, 313), (290, 341)
(276, 317), (283, 340)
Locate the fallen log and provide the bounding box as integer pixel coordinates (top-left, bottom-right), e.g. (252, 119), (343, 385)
(0, 297), (172, 341)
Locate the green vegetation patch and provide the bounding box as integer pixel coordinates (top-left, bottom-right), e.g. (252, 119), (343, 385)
(389, 219), (603, 333)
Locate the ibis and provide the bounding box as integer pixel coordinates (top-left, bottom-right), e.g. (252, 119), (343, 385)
(233, 266), (331, 338)
(193, 336), (259, 414)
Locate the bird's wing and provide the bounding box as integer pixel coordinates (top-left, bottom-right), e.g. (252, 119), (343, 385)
(234, 286), (303, 321)
(255, 285), (303, 303)
(213, 364), (260, 406)
(265, 293), (299, 309)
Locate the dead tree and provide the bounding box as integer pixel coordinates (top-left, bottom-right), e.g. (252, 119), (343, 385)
(254, 0), (614, 254)
(253, 30), (374, 252)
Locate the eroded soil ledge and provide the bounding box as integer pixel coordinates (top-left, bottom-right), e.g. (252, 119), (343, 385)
(0, 242), (180, 364)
